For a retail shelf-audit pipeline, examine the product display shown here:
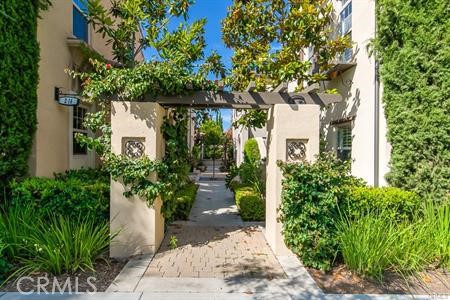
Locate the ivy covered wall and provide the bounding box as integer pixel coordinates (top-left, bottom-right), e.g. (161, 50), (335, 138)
(0, 1), (44, 189)
(376, 0), (449, 200)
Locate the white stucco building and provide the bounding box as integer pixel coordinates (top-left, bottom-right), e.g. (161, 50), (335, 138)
(232, 0), (390, 186)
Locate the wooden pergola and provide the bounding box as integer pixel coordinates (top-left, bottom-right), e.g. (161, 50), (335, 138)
(148, 83), (342, 109)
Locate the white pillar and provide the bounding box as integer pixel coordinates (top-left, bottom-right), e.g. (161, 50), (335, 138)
(265, 104), (320, 255)
(110, 102), (166, 258)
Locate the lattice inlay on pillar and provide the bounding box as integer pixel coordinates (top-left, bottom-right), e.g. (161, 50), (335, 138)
(122, 137), (145, 159)
(286, 139), (307, 162)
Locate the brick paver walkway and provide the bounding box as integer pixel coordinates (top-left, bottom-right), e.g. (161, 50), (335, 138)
(144, 175), (286, 279)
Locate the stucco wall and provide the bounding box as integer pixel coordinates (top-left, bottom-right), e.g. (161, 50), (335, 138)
(322, 0), (390, 186)
(31, 0), (122, 177)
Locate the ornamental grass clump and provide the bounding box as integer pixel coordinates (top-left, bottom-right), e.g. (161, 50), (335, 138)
(0, 205), (113, 277)
(337, 200), (450, 280)
(15, 215), (113, 275)
(336, 211), (398, 280)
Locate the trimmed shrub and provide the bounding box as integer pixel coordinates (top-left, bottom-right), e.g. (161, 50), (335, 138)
(235, 186), (265, 221)
(10, 171), (109, 222)
(278, 153), (364, 271)
(346, 186), (421, 221)
(172, 183), (199, 220)
(244, 138), (260, 163)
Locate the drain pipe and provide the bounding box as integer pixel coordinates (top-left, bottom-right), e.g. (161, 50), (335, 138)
(374, 3), (380, 187)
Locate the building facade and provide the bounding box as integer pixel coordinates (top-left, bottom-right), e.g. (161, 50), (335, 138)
(232, 0), (390, 186)
(320, 0), (390, 186)
(28, 0), (143, 177)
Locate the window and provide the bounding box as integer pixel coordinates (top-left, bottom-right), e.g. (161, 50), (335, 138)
(73, 106), (88, 155)
(337, 125), (352, 161)
(340, 1), (352, 35)
(73, 0), (88, 42)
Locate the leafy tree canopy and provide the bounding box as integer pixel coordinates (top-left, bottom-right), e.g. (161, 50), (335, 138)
(222, 0), (349, 128)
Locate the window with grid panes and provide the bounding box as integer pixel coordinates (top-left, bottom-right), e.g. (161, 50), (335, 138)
(337, 125), (352, 161)
(73, 106), (88, 155)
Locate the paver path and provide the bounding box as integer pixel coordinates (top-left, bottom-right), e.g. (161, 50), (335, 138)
(144, 176), (286, 279)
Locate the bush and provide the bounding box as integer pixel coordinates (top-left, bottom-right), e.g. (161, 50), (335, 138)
(278, 153), (364, 271)
(235, 186), (265, 221)
(10, 170), (109, 222)
(375, 0), (450, 201)
(172, 183), (199, 221)
(0, 1), (43, 189)
(244, 138), (260, 163)
(346, 186), (421, 221)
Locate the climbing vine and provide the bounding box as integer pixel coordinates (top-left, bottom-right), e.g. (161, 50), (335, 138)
(71, 0), (224, 216)
(374, 0), (450, 200)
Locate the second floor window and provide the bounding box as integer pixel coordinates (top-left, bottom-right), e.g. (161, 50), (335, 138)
(73, 0), (88, 43)
(340, 1), (352, 35)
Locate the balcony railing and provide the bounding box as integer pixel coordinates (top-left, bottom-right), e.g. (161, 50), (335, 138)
(73, 5), (88, 43)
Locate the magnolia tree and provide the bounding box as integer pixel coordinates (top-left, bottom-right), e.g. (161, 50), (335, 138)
(222, 0), (351, 128)
(70, 0), (225, 217)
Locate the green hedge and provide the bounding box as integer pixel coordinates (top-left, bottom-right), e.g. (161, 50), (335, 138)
(0, 1), (43, 190)
(10, 169), (109, 222)
(234, 186), (265, 221)
(375, 0), (450, 201)
(172, 182), (199, 221)
(243, 138), (260, 163)
(346, 186), (421, 221)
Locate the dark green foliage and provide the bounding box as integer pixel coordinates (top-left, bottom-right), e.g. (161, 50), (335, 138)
(0, 205), (112, 275)
(9, 169), (109, 222)
(243, 138), (261, 163)
(375, 0), (450, 200)
(346, 186), (421, 221)
(0, 1), (41, 190)
(172, 183), (199, 221)
(278, 153), (364, 271)
(0, 242), (11, 281)
(234, 186), (265, 221)
(225, 163), (239, 189)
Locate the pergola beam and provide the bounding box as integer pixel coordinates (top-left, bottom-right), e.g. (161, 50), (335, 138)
(150, 90), (341, 109)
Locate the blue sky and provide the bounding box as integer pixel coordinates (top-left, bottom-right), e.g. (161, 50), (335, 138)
(142, 0), (234, 130)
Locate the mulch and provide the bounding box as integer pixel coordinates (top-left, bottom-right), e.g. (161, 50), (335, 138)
(309, 264), (449, 295)
(0, 258), (127, 293)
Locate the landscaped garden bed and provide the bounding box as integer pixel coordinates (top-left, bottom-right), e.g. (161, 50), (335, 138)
(309, 265), (449, 294)
(279, 153), (450, 295)
(226, 138), (265, 222)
